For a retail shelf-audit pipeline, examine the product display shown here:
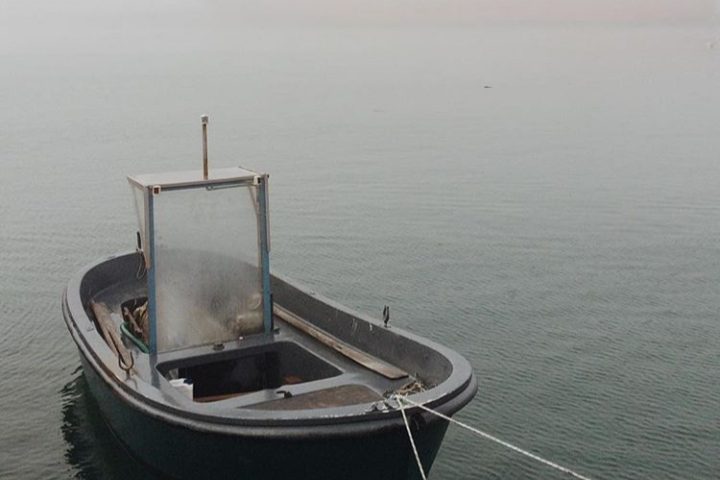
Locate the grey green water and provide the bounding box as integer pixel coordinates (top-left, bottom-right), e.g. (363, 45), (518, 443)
(1, 18), (719, 480)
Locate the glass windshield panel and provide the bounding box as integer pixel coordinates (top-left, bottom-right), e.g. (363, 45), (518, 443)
(152, 183), (263, 352)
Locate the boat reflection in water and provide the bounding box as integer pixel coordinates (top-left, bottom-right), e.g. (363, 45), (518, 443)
(61, 372), (157, 480)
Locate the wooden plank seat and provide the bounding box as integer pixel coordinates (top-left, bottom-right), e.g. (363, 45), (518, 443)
(273, 305), (408, 380)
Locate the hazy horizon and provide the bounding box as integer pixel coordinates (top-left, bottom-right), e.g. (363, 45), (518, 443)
(1, 0), (719, 54)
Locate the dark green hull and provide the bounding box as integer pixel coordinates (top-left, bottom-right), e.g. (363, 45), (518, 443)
(80, 344), (449, 480)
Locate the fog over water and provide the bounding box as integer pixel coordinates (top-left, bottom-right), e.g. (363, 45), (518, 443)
(1, 1), (719, 479)
(1, 0), (719, 53)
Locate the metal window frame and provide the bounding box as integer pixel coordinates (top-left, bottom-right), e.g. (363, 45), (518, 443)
(129, 170), (273, 354)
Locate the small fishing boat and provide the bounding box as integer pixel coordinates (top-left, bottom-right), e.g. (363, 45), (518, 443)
(62, 117), (477, 479)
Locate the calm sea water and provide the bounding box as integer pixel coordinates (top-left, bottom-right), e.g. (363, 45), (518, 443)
(1, 25), (719, 479)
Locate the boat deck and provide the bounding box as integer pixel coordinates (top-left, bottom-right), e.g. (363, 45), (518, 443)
(91, 280), (415, 412)
(251, 384), (382, 411)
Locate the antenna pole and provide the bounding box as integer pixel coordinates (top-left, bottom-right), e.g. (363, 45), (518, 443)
(201, 114), (209, 179)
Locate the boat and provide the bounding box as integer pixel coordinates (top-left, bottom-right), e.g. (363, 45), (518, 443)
(61, 116), (477, 480)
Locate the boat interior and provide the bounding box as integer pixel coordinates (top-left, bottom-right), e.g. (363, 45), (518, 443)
(84, 257), (451, 413)
(75, 168), (454, 414)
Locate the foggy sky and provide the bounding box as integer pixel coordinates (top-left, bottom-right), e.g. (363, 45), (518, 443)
(1, 0), (718, 54)
(2, 0), (717, 24)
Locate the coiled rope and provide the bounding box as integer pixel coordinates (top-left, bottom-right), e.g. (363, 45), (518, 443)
(394, 395), (596, 480)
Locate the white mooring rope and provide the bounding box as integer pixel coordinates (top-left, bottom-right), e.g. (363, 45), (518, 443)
(394, 395), (596, 480)
(398, 395), (429, 480)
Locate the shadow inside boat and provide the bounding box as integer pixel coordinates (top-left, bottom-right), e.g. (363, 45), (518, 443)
(61, 371), (159, 480)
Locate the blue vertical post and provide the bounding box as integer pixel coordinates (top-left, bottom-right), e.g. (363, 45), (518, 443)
(257, 176), (273, 334)
(147, 188), (158, 353)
